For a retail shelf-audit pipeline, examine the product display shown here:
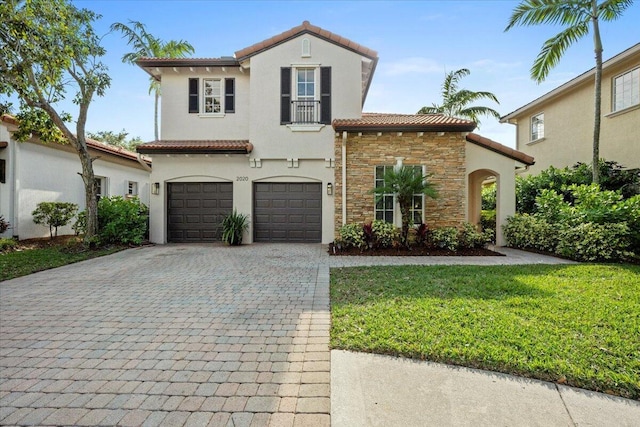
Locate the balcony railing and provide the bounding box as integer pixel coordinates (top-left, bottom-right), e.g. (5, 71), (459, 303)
(291, 100), (321, 124)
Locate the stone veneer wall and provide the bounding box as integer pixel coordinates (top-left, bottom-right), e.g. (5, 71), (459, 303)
(334, 131), (467, 235)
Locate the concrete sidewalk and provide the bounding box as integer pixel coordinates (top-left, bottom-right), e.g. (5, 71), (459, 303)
(331, 350), (640, 427)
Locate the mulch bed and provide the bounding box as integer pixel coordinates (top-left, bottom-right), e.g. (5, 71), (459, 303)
(329, 244), (504, 257)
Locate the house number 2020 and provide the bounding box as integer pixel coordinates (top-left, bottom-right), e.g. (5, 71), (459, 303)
(236, 176), (249, 181)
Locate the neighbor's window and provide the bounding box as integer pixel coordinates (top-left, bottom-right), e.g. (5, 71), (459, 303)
(375, 165), (424, 224)
(95, 177), (107, 201)
(127, 181), (138, 197)
(203, 78), (222, 113)
(613, 67), (639, 112)
(531, 112), (544, 141)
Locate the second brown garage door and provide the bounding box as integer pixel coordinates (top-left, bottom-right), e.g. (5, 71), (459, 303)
(254, 182), (322, 242)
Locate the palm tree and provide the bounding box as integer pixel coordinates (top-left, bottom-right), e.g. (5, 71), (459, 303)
(111, 21), (195, 140)
(505, 0), (634, 184)
(417, 68), (501, 126)
(372, 166), (438, 247)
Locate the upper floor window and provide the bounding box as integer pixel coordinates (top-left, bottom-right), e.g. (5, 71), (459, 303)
(188, 77), (235, 115)
(531, 112), (544, 141)
(613, 67), (639, 112)
(280, 67), (331, 125)
(204, 79), (222, 113)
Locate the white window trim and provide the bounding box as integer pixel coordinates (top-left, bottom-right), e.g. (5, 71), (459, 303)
(530, 112), (544, 143)
(611, 66), (639, 113)
(287, 64), (321, 131)
(127, 181), (138, 197)
(301, 38), (311, 58)
(95, 176), (108, 199)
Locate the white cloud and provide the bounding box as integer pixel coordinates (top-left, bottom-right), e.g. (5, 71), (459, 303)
(382, 57), (444, 76)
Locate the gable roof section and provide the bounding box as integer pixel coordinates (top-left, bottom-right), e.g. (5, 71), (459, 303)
(0, 114), (151, 166)
(235, 20), (378, 61)
(501, 43), (640, 122)
(465, 133), (535, 165)
(137, 140), (253, 155)
(332, 113), (477, 132)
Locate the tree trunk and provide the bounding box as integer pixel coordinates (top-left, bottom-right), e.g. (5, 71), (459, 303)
(76, 102), (98, 245)
(399, 199), (412, 248)
(154, 91), (159, 141)
(591, 0), (602, 185)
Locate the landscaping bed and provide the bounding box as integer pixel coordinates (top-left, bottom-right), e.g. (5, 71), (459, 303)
(329, 243), (504, 256)
(330, 264), (640, 399)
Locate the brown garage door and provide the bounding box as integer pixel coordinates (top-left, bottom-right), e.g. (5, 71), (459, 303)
(167, 182), (233, 242)
(254, 182), (322, 242)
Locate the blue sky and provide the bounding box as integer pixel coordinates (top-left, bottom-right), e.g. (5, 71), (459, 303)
(8, 1), (640, 147)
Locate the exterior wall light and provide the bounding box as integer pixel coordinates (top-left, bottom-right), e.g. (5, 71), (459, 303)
(152, 182), (160, 195)
(327, 182), (333, 195)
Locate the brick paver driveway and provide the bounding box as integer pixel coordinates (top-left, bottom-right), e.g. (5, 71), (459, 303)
(1, 244), (331, 426)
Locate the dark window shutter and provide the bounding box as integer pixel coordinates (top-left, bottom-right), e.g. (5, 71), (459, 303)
(188, 78), (199, 113)
(281, 67), (291, 124)
(320, 67), (331, 124)
(225, 78), (235, 113)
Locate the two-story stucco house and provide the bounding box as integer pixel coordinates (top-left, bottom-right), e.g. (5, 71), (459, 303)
(137, 21), (534, 246)
(0, 114), (151, 240)
(501, 43), (639, 175)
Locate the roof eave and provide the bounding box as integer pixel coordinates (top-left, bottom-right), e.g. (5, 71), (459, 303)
(333, 124), (477, 133)
(136, 148), (250, 155)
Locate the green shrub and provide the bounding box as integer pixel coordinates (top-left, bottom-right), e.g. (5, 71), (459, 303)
(431, 227), (459, 251)
(502, 214), (558, 252)
(338, 223), (365, 249)
(458, 222), (490, 249)
(72, 210), (86, 235)
(0, 237), (17, 252)
(221, 210), (248, 246)
(97, 196), (148, 245)
(371, 219), (398, 248)
(32, 202), (78, 239)
(0, 215), (10, 234)
(556, 222), (631, 262)
(480, 209), (496, 241)
(481, 184), (496, 210)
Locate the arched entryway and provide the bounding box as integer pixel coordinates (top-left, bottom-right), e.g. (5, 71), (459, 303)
(468, 168), (499, 244)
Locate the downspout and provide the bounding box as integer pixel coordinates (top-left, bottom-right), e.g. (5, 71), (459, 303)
(341, 131), (347, 225)
(136, 153), (152, 172)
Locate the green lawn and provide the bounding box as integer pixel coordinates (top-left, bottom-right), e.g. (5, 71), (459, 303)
(331, 264), (640, 399)
(0, 246), (123, 281)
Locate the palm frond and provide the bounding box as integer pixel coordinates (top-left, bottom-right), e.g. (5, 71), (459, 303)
(505, 0), (588, 30)
(417, 105), (443, 114)
(598, 0), (634, 20)
(531, 22), (589, 82)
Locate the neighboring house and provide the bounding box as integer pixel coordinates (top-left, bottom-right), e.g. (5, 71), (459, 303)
(501, 43), (640, 175)
(0, 114), (151, 240)
(136, 21), (533, 246)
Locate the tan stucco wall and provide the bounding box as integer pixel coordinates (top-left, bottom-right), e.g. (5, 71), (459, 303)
(334, 131), (467, 233)
(510, 52), (639, 174)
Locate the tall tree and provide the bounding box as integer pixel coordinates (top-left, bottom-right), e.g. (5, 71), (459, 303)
(0, 0), (111, 243)
(111, 21), (194, 141)
(417, 68), (501, 126)
(372, 166), (438, 247)
(88, 129), (143, 152)
(506, 0), (634, 184)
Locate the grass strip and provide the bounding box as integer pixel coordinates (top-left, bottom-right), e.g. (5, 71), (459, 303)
(331, 264), (640, 399)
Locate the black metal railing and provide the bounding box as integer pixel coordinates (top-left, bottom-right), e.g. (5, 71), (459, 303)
(291, 100), (320, 124)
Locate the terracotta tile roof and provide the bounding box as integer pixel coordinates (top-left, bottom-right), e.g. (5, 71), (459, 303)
(137, 140), (253, 155)
(332, 113), (477, 132)
(466, 133), (535, 165)
(235, 21), (378, 60)
(1, 114), (151, 165)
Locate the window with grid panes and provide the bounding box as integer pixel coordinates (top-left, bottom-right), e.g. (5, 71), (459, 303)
(375, 165), (424, 224)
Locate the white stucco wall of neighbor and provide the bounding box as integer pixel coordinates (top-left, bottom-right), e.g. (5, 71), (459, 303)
(0, 124), (14, 238)
(1, 137), (150, 240)
(146, 155), (335, 244)
(465, 142), (520, 247)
